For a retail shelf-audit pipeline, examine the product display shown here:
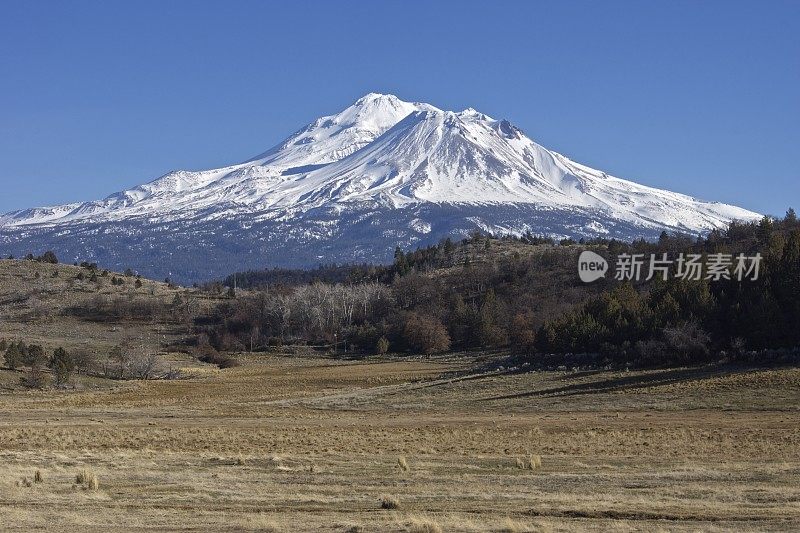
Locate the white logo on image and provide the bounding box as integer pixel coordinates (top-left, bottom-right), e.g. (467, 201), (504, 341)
(578, 251), (608, 283)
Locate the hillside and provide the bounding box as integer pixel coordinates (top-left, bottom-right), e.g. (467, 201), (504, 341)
(0, 257), (224, 390)
(202, 211), (800, 369)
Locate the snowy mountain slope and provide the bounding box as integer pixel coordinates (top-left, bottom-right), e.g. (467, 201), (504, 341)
(0, 92), (760, 282)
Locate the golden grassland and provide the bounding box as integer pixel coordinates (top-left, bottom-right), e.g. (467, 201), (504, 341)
(0, 259), (798, 531)
(0, 355), (798, 532)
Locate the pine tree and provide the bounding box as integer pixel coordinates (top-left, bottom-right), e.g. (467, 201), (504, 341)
(49, 347), (75, 386)
(393, 246), (410, 276)
(24, 344), (46, 367)
(4, 342), (22, 369)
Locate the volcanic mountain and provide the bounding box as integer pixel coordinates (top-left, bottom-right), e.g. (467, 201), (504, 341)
(0, 93), (759, 282)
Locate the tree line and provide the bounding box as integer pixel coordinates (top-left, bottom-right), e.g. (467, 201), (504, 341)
(196, 209), (799, 368)
(534, 209), (800, 365)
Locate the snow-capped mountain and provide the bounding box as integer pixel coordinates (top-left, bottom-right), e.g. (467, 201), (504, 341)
(0, 93), (760, 282)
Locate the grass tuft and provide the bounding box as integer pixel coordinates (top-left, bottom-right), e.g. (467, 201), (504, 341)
(517, 454), (542, 470)
(397, 456), (410, 472)
(380, 495), (401, 510)
(76, 468), (99, 490)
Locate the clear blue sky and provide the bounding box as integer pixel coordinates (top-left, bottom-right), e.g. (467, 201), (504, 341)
(1, 0), (797, 215)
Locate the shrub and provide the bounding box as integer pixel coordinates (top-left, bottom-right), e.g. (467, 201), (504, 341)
(24, 344), (47, 367)
(662, 322), (710, 363)
(193, 337), (239, 369)
(130, 351), (160, 380)
(39, 251), (58, 264)
(380, 495), (401, 510)
(4, 342), (22, 369)
(402, 313), (451, 354)
(376, 336), (390, 355)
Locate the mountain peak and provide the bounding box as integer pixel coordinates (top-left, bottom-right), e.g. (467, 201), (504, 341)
(0, 92), (761, 280)
(354, 92), (400, 104)
(246, 92), (436, 167)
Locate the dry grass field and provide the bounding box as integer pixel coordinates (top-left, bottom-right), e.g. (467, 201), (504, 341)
(0, 260), (799, 531)
(0, 354), (798, 532)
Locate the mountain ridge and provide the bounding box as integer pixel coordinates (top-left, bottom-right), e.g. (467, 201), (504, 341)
(0, 92), (760, 282)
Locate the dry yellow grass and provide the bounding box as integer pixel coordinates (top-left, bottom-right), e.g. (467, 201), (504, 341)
(381, 495), (402, 510)
(397, 456), (410, 472)
(75, 468), (99, 491)
(0, 354), (796, 531)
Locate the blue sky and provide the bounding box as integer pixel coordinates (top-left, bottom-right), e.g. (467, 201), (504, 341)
(0, 0), (797, 215)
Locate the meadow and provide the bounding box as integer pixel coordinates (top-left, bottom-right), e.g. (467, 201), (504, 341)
(1, 351), (798, 531)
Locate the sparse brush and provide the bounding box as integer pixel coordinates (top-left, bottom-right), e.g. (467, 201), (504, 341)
(529, 454), (542, 469)
(380, 495), (401, 510)
(34, 470), (43, 483)
(397, 456), (410, 472)
(76, 468), (99, 490)
(235, 456), (246, 466)
(517, 455), (542, 470)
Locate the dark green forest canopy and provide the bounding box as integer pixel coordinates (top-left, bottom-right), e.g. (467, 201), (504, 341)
(199, 211), (799, 366)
